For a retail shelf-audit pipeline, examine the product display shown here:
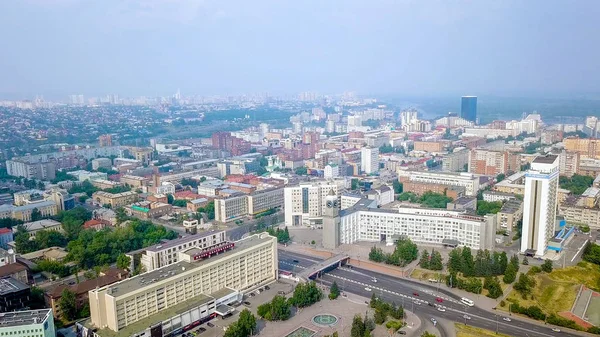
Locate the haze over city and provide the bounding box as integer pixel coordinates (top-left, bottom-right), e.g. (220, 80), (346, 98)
(1, 0), (600, 98)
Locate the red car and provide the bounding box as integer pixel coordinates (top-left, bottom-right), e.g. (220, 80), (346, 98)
(435, 297), (443, 303)
(413, 292), (419, 296)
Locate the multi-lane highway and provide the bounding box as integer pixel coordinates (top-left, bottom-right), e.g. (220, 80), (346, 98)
(278, 250), (581, 337)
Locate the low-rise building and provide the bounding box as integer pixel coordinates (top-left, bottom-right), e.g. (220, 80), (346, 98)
(0, 263), (28, 284)
(120, 175), (149, 188)
(45, 269), (127, 319)
(126, 201), (173, 219)
(11, 201), (59, 222)
(91, 179), (122, 190)
(0, 229), (13, 250)
(92, 191), (138, 208)
(91, 158), (112, 170)
(442, 149), (469, 172)
(498, 199), (523, 231)
(0, 309), (55, 337)
(0, 277), (30, 312)
(187, 198), (209, 212)
(446, 196), (477, 211)
(397, 170), (480, 196)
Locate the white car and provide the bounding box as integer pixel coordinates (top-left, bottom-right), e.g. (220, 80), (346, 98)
(502, 317), (511, 322)
(413, 300), (420, 305)
(437, 307), (446, 312)
(463, 315), (471, 320)
(372, 278), (378, 283)
(551, 328), (561, 332)
(365, 287), (372, 292)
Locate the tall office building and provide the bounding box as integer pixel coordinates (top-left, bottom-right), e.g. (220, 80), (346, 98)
(361, 147), (379, 174)
(520, 155), (559, 257)
(284, 182), (338, 226)
(400, 109), (418, 127)
(461, 96), (477, 123)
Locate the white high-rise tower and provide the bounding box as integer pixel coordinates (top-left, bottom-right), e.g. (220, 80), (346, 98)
(520, 155), (559, 257)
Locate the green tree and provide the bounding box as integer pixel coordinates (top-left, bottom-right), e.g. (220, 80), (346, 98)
(59, 289), (77, 321)
(31, 208), (43, 221)
(373, 308), (387, 325)
(522, 256), (529, 265)
(583, 243), (600, 266)
(289, 281), (323, 308)
(421, 332), (437, 337)
(392, 180), (403, 194)
(447, 248), (462, 272)
(116, 254), (131, 270)
(419, 249), (430, 269)
(115, 207), (128, 225)
(503, 262), (518, 284)
(496, 173), (506, 182)
(329, 281), (340, 300)
(167, 194), (174, 204)
(514, 273), (535, 297)
(461, 247), (475, 276)
(429, 249), (443, 271)
(541, 259), (553, 273)
(172, 199), (187, 207)
(351, 315), (365, 337)
(476, 200), (503, 216)
(237, 309), (257, 336)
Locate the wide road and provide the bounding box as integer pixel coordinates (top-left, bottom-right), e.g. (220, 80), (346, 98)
(278, 250), (580, 337)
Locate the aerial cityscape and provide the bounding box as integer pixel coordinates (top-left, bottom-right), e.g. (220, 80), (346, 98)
(1, 1), (600, 337)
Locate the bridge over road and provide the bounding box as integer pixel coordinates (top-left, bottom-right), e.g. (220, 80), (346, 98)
(297, 253), (350, 281)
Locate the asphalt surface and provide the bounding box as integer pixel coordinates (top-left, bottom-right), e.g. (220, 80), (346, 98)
(278, 250), (581, 337)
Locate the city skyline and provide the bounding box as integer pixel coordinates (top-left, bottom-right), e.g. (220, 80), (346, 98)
(1, 0), (600, 97)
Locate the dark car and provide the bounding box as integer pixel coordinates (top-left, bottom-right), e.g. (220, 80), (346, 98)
(243, 301), (251, 306)
(413, 292), (419, 296)
(292, 259), (299, 263)
(264, 285), (270, 290)
(198, 328), (206, 334)
(207, 323), (214, 328)
(397, 331), (407, 335)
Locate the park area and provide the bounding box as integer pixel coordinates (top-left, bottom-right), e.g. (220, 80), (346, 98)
(499, 261), (600, 328)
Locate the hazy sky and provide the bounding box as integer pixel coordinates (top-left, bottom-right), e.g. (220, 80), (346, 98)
(1, 0), (599, 98)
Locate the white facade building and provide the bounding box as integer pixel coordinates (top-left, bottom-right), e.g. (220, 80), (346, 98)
(0, 309), (56, 337)
(339, 206), (495, 250)
(520, 155), (559, 257)
(324, 164), (340, 179)
(284, 182), (339, 226)
(361, 147), (379, 174)
(398, 170), (480, 196)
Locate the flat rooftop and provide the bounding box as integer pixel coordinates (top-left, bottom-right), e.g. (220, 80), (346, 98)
(0, 309), (51, 328)
(533, 155), (558, 164)
(107, 234), (272, 297)
(129, 230), (224, 254)
(83, 294), (214, 337)
(0, 277), (29, 295)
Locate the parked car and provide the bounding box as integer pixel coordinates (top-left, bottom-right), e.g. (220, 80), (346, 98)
(243, 301), (251, 306)
(502, 317), (511, 322)
(435, 297), (443, 303)
(397, 330), (407, 335)
(413, 292), (419, 296)
(437, 307), (446, 312)
(207, 322), (214, 328)
(264, 285), (270, 290)
(365, 287), (372, 292)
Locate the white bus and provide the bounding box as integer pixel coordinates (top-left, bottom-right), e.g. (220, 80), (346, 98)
(460, 297), (474, 306)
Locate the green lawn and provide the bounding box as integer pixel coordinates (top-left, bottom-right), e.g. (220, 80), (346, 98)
(499, 262), (600, 315)
(455, 323), (511, 337)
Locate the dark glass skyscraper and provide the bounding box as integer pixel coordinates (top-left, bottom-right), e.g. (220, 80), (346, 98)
(461, 96), (477, 123)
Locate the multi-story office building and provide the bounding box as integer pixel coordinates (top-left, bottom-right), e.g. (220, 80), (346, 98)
(6, 160), (56, 181)
(88, 233), (277, 333)
(468, 149), (519, 176)
(92, 191), (138, 208)
(482, 191), (517, 202)
(442, 149), (469, 172)
(214, 194), (247, 223)
(361, 147), (379, 174)
(398, 170), (480, 196)
(414, 141), (445, 153)
(126, 231), (226, 273)
(400, 109), (418, 127)
(558, 150), (580, 177)
(246, 188), (284, 217)
(0, 309), (55, 337)
(521, 155), (559, 257)
(284, 182), (339, 226)
(461, 96), (477, 123)
(338, 205), (495, 250)
(91, 158), (112, 170)
(564, 138), (600, 159)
